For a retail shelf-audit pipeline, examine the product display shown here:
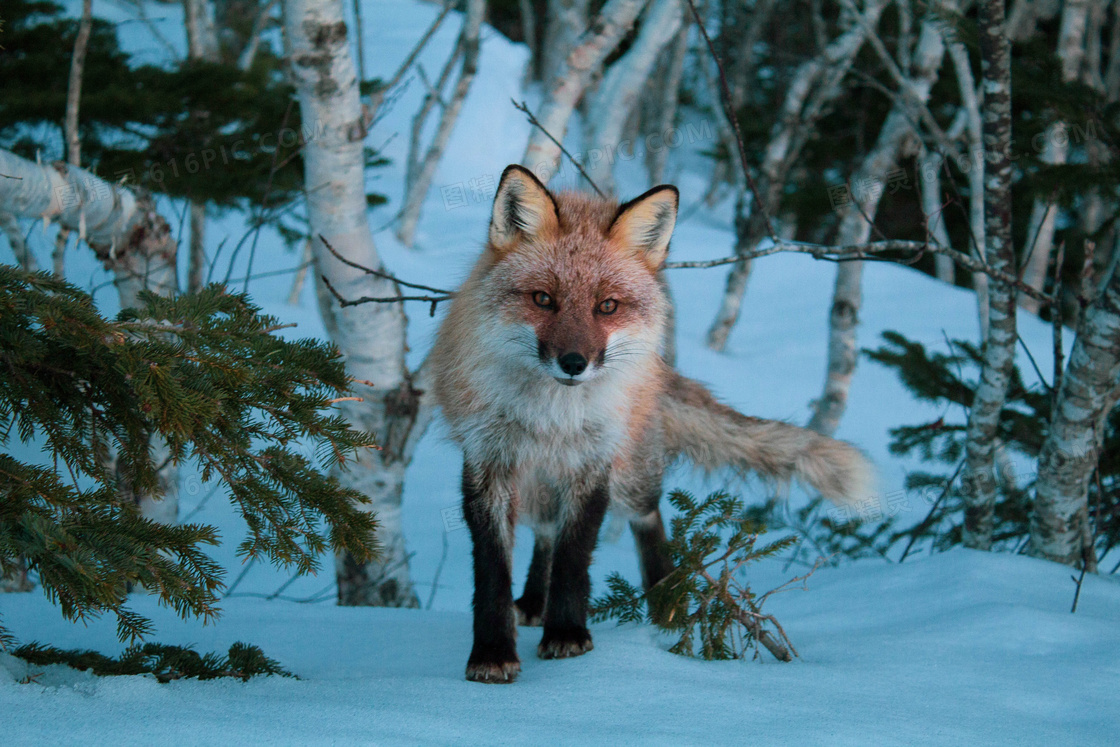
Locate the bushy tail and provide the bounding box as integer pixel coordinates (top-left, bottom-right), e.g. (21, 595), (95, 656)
(660, 372), (873, 505)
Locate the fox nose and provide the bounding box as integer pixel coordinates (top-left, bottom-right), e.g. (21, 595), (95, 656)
(558, 352), (588, 376)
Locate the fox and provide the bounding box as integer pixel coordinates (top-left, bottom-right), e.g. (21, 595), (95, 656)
(430, 164), (873, 684)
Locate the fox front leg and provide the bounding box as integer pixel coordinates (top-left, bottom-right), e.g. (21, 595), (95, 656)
(462, 464), (520, 684)
(538, 475), (610, 660)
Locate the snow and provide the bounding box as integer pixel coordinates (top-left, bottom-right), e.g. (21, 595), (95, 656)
(2, 1), (1118, 744)
(4, 550), (1119, 744)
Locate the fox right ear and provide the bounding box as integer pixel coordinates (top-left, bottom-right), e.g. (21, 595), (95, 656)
(489, 165), (560, 253)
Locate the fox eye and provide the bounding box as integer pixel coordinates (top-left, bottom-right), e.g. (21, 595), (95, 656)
(598, 299), (618, 315)
(532, 291), (554, 308)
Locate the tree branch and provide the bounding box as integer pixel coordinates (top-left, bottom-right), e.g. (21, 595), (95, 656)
(512, 99), (606, 198)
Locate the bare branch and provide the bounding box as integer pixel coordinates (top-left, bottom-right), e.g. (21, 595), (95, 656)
(512, 99), (606, 198)
(318, 235), (453, 295)
(664, 237), (1053, 306)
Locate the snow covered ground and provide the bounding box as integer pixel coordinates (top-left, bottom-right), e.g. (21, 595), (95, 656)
(4, 550), (1120, 745)
(3, 1), (1119, 744)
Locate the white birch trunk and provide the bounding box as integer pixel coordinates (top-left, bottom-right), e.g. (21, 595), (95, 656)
(52, 0), (94, 279)
(183, 0), (221, 292)
(284, 0), (428, 606)
(705, 0), (889, 352)
(184, 0), (220, 60)
(396, 0), (484, 248)
(960, 0), (1016, 550)
(542, 0), (591, 86)
(947, 37), (989, 338)
(1029, 258), (1120, 566)
(1019, 0), (1089, 315)
(582, 0), (683, 194)
(187, 202), (207, 292)
(920, 146), (955, 283)
(521, 0), (648, 180)
(807, 5), (951, 437)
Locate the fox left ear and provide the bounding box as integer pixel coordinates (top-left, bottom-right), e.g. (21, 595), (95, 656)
(489, 164), (560, 254)
(609, 185), (679, 269)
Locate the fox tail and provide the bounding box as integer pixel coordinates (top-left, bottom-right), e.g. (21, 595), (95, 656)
(660, 371), (873, 506)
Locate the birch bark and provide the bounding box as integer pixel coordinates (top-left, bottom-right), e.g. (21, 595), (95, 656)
(583, 0), (683, 194)
(520, 0), (648, 180)
(284, 0), (430, 606)
(807, 4), (951, 436)
(542, 0), (591, 86)
(960, 0), (1017, 550)
(1029, 258), (1120, 566)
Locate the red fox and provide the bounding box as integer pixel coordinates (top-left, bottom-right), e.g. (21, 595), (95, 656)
(430, 165), (872, 683)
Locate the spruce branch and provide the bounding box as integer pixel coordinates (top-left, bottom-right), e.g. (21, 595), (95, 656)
(0, 268), (381, 644)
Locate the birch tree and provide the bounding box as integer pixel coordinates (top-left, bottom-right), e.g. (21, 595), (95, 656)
(541, 0), (591, 85)
(1029, 259), (1120, 567)
(583, 0), (684, 194)
(284, 0), (432, 606)
(52, 0), (94, 278)
(183, 0), (221, 293)
(807, 1), (953, 437)
(960, 0), (1017, 550)
(705, 0), (889, 352)
(947, 35), (990, 338)
(521, 0), (648, 179)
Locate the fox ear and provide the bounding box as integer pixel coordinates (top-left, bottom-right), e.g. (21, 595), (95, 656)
(610, 185), (679, 269)
(489, 165), (560, 252)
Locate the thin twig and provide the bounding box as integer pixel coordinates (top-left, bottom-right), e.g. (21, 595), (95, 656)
(512, 99), (605, 198)
(898, 458), (967, 563)
(318, 235), (452, 294)
(320, 275), (452, 315)
(1051, 241), (1066, 413)
(425, 529), (450, 610)
(683, 0), (774, 238)
(367, 0), (455, 119)
(1017, 335), (1051, 392)
(663, 237), (1053, 306)
(1070, 565), (1087, 613)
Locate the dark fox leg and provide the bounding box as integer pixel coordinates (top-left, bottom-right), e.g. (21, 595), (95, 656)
(630, 508), (675, 626)
(462, 464), (520, 684)
(515, 533), (552, 626)
(538, 477), (610, 660)
(630, 508), (674, 591)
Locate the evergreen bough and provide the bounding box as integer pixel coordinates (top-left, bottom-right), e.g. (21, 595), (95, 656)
(10, 641), (294, 683)
(0, 266), (379, 645)
(592, 490), (802, 662)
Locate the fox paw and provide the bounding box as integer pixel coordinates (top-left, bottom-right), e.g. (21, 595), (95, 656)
(537, 627), (593, 659)
(515, 598), (544, 627)
(466, 659), (521, 684)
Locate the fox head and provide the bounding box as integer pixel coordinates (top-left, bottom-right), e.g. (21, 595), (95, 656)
(481, 164), (678, 387)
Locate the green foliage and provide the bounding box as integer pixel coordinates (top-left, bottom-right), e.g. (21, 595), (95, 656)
(0, 0), (387, 224)
(592, 490), (799, 661)
(11, 641), (294, 682)
(0, 266), (380, 644)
